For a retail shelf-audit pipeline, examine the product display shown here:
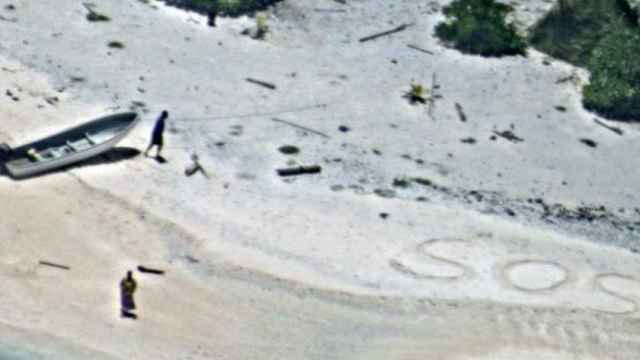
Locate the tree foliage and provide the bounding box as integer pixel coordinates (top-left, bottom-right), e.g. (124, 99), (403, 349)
(583, 29), (640, 120)
(434, 0), (527, 57)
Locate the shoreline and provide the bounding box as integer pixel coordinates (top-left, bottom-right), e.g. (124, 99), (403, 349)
(0, 0), (639, 358)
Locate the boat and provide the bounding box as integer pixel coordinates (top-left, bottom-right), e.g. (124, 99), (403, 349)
(2, 112), (140, 178)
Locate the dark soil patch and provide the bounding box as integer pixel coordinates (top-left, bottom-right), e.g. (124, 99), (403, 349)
(278, 145), (300, 155)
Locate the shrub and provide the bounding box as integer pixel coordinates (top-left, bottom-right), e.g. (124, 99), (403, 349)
(583, 29), (640, 120)
(161, 0), (283, 16)
(529, 0), (637, 66)
(434, 0), (527, 57)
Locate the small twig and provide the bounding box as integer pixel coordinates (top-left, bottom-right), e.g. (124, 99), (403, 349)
(314, 8), (347, 13)
(137, 266), (165, 275)
(594, 118), (623, 136)
(272, 117), (330, 138)
(428, 72), (440, 120)
(359, 23), (413, 43)
(454, 102), (467, 122)
(493, 130), (524, 143)
(407, 44), (434, 55)
(246, 78), (276, 90)
(39, 260), (70, 270)
(277, 165), (322, 177)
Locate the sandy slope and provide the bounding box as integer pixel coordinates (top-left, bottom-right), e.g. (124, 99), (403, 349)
(0, 0), (639, 358)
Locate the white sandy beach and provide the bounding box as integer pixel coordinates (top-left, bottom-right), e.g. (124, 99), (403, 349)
(0, 0), (639, 358)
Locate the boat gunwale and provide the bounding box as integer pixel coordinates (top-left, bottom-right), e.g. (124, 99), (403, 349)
(4, 112), (140, 178)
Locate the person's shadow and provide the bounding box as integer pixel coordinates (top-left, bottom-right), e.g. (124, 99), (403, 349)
(154, 155), (167, 164)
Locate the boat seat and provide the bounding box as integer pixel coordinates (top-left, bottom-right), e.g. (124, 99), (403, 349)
(84, 133), (96, 145)
(66, 141), (78, 152)
(27, 148), (43, 162)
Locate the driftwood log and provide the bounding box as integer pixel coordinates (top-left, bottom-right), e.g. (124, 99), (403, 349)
(137, 266), (165, 275)
(277, 165), (322, 177)
(39, 260), (70, 270)
(246, 78), (277, 90)
(359, 23), (413, 43)
(593, 118), (623, 136)
(407, 44), (434, 55)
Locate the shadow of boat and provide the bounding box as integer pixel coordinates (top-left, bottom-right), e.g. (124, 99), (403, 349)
(1, 146), (141, 180)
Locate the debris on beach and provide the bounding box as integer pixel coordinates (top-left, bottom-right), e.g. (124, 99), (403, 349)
(38, 260), (70, 271)
(492, 129), (524, 143)
(278, 145), (300, 155)
(137, 265), (166, 275)
(407, 44), (434, 55)
(83, 3), (110, 22)
(454, 102), (467, 122)
(593, 118), (623, 135)
(246, 77), (276, 90)
(277, 165), (322, 177)
(359, 23), (413, 43)
(579, 138), (598, 148)
(185, 153), (209, 178)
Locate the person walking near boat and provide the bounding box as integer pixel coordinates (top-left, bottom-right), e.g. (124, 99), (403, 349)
(120, 270), (138, 319)
(144, 110), (168, 159)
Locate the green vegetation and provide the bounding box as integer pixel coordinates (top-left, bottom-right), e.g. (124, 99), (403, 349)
(529, 0), (637, 66)
(255, 12), (269, 38)
(530, 0), (640, 120)
(583, 29), (640, 120)
(434, 0), (527, 57)
(404, 82), (427, 104)
(165, 0), (283, 16)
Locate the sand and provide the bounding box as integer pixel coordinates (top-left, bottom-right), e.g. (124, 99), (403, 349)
(0, 0), (639, 358)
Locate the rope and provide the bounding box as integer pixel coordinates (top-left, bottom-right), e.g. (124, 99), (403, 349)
(172, 102), (330, 122)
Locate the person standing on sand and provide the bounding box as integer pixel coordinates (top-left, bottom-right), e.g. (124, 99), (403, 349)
(144, 110), (168, 159)
(120, 270), (138, 319)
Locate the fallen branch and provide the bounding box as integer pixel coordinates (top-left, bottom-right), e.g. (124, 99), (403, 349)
(428, 72), (441, 120)
(314, 8), (347, 13)
(359, 23), (413, 43)
(39, 260), (70, 270)
(493, 130), (524, 143)
(272, 117), (330, 138)
(277, 165), (322, 177)
(137, 266), (165, 275)
(454, 102), (467, 122)
(246, 78), (276, 90)
(594, 118), (623, 136)
(407, 44), (434, 55)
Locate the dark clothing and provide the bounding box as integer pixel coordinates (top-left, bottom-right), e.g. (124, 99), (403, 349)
(151, 118), (165, 146)
(120, 276), (137, 311)
(207, 10), (217, 27)
(121, 291), (136, 311)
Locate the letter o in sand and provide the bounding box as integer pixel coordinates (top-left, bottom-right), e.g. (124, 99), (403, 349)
(503, 260), (569, 292)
